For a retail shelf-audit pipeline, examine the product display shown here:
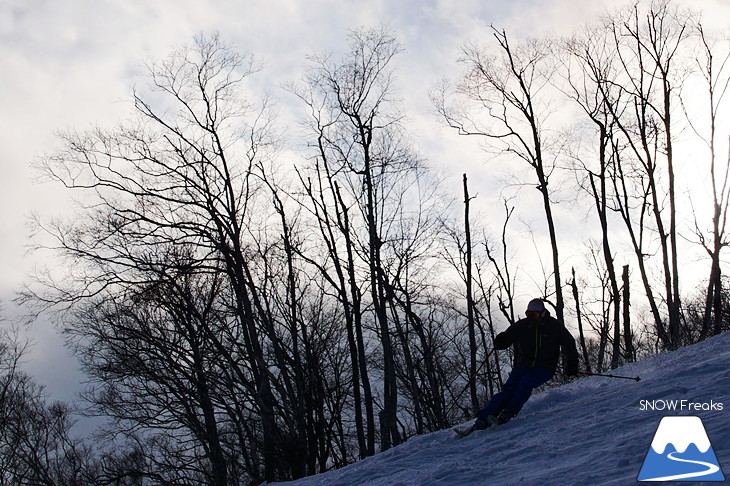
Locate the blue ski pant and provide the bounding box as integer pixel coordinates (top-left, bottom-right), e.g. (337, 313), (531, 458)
(476, 366), (553, 420)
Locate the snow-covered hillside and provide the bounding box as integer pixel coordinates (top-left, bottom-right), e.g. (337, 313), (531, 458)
(270, 331), (730, 485)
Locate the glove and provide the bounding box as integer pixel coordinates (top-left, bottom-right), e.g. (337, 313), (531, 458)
(565, 361), (579, 377)
(493, 332), (511, 350)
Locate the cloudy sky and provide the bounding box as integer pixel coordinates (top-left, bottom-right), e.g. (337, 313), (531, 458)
(2, 0), (729, 403)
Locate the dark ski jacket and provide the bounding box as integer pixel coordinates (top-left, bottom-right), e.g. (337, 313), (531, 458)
(494, 312), (579, 374)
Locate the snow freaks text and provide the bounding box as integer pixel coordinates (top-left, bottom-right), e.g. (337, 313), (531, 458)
(639, 400), (724, 411)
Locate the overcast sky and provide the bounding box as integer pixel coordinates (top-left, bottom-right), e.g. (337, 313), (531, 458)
(2, 0), (729, 403)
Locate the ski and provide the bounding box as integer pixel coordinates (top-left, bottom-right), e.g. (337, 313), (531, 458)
(453, 416), (507, 439)
(452, 426), (475, 438)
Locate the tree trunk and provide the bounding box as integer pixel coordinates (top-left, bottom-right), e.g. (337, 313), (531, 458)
(571, 268), (592, 374)
(463, 174), (479, 415)
(622, 265), (635, 362)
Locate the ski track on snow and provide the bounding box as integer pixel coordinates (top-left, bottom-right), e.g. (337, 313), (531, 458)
(642, 451), (721, 481)
(267, 332), (730, 486)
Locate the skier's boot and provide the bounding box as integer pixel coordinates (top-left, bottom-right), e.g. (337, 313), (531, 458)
(487, 408), (514, 427)
(454, 417), (490, 438)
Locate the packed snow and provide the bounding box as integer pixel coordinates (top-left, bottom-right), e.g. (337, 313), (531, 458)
(268, 331), (730, 485)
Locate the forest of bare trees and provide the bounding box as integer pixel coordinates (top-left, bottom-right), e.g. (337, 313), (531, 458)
(3, 1), (730, 484)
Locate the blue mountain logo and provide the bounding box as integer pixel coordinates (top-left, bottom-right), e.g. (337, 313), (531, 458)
(638, 416), (725, 482)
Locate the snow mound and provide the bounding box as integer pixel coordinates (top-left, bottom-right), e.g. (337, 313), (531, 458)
(268, 332), (730, 486)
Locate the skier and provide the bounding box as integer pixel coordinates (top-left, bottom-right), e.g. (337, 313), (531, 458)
(463, 298), (579, 434)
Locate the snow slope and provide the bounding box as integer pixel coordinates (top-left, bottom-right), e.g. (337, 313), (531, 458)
(269, 331), (730, 486)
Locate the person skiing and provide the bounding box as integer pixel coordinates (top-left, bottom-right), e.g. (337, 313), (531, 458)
(467, 298), (579, 432)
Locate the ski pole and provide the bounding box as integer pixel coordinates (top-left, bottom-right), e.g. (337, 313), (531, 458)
(578, 371), (640, 381)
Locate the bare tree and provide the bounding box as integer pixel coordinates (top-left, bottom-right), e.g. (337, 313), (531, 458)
(0, 326), (103, 486)
(560, 24), (629, 367)
(290, 26), (440, 451)
(434, 28), (567, 324)
(296, 159), (376, 458)
(26, 33), (306, 483)
(683, 24), (730, 340)
(602, 1), (692, 349)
